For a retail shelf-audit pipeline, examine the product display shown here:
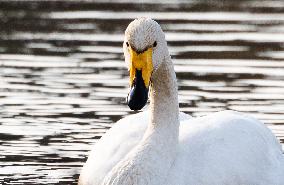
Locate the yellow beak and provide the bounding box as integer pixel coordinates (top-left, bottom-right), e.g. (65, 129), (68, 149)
(129, 47), (153, 88)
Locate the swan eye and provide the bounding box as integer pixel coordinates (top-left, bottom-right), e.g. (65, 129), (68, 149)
(153, 41), (157, 47)
(126, 42), (129, 47)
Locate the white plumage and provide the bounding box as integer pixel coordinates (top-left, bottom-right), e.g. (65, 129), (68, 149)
(79, 18), (284, 185)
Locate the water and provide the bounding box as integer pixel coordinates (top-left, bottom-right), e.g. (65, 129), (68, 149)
(0, 0), (284, 184)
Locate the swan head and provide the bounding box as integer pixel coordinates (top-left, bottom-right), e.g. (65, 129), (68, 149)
(124, 18), (169, 110)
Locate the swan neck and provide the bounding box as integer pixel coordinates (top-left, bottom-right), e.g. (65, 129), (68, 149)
(102, 58), (180, 185)
(150, 58), (179, 128)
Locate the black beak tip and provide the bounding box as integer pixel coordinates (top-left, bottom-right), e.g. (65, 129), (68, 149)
(127, 70), (149, 111)
(127, 87), (148, 111)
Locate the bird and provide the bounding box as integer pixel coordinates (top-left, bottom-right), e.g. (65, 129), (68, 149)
(78, 18), (284, 185)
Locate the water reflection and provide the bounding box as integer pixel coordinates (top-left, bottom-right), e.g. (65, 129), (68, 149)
(0, 0), (283, 184)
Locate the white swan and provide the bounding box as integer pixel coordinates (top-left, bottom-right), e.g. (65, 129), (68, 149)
(78, 18), (284, 185)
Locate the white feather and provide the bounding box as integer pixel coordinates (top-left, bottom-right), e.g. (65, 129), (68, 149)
(79, 18), (284, 185)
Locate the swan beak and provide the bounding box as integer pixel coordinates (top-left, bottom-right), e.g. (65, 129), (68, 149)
(127, 47), (153, 110)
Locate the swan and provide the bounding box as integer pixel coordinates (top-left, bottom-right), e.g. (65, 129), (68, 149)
(78, 18), (284, 185)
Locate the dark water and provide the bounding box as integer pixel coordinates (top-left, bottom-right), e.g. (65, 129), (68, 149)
(0, 0), (284, 184)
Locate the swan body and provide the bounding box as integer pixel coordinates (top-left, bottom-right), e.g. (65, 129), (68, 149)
(79, 18), (284, 185)
(79, 110), (284, 185)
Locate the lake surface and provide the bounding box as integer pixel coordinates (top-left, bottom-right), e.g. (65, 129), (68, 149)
(0, 0), (284, 184)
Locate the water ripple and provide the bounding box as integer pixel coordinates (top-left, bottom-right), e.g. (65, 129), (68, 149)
(0, 0), (283, 184)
